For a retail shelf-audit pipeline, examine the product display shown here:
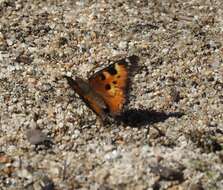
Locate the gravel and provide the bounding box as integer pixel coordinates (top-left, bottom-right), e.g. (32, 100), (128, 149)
(0, 0), (222, 189)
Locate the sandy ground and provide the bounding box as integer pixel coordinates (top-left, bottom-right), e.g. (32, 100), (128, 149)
(0, 0), (223, 189)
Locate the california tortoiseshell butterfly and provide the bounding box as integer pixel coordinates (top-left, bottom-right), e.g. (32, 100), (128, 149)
(65, 55), (139, 123)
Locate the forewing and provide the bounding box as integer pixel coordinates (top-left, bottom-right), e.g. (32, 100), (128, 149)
(88, 58), (131, 115)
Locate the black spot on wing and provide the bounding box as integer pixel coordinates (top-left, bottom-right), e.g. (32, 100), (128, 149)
(105, 84), (111, 90)
(107, 65), (117, 75)
(113, 81), (117, 84)
(100, 73), (106, 80)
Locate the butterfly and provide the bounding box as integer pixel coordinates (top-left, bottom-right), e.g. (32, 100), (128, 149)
(64, 55), (139, 123)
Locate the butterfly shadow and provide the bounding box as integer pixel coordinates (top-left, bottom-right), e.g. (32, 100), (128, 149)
(117, 109), (184, 128)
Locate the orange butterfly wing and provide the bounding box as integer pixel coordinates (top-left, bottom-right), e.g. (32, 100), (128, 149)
(88, 59), (129, 115)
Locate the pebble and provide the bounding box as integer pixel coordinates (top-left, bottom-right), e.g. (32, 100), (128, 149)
(17, 169), (33, 180)
(26, 129), (50, 146)
(1, 1), (222, 189)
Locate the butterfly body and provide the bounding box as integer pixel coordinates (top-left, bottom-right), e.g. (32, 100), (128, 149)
(65, 55), (139, 122)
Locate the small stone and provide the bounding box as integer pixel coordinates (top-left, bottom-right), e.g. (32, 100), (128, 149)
(118, 41), (128, 49)
(38, 83), (53, 92)
(150, 164), (184, 181)
(27, 78), (37, 86)
(17, 169), (33, 180)
(103, 144), (115, 152)
(71, 129), (80, 139)
(170, 88), (181, 103)
(189, 183), (204, 190)
(104, 150), (122, 161)
(94, 169), (110, 184)
(2, 165), (15, 176)
(0, 152), (12, 163)
(40, 176), (55, 190)
(58, 37), (68, 47)
(26, 128), (50, 146)
(6, 39), (13, 46)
